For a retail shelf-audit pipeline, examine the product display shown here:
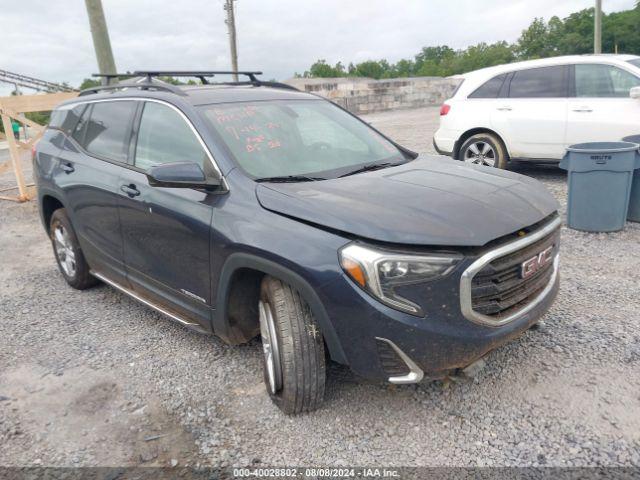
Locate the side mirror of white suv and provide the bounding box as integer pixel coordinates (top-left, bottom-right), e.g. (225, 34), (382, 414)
(630, 86), (640, 99)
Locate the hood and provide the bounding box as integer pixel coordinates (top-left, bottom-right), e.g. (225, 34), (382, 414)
(255, 156), (559, 247)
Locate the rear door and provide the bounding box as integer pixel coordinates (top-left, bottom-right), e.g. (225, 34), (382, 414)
(566, 63), (640, 146)
(117, 100), (217, 328)
(54, 100), (137, 285)
(491, 65), (569, 159)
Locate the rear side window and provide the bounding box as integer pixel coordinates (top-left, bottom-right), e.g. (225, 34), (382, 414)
(49, 104), (86, 135)
(575, 64), (640, 97)
(71, 105), (91, 145)
(469, 74), (507, 99)
(134, 102), (207, 171)
(509, 66), (567, 98)
(82, 101), (137, 162)
(450, 79), (465, 97)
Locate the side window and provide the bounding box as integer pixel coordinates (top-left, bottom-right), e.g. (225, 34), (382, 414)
(50, 104), (86, 135)
(83, 101), (137, 162)
(575, 64), (640, 97)
(71, 105), (92, 145)
(134, 102), (207, 171)
(509, 66), (567, 98)
(469, 73), (507, 99)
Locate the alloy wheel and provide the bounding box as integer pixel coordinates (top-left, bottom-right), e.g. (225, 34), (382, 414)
(464, 141), (497, 167)
(53, 224), (76, 277)
(258, 300), (283, 394)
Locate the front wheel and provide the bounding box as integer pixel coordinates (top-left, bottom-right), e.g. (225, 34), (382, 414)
(459, 133), (508, 169)
(259, 277), (326, 415)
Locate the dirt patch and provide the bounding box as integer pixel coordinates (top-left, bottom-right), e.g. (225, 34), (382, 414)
(0, 364), (202, 467)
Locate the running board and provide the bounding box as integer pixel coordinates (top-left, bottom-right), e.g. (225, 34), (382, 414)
(91, 271), (208, 334)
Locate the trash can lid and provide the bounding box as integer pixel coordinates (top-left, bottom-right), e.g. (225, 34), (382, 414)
(567, 141), (639, 153)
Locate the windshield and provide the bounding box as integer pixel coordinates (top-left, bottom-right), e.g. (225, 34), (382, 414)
(200, 100), (406, 180)
(628, 58), (640, 69)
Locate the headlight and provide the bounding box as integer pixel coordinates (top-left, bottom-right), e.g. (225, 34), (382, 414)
(339, 244), (461, 316)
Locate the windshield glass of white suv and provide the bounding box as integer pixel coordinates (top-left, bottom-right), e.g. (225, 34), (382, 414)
(200, 100), (405, 179)
(628, 58), (640, 68)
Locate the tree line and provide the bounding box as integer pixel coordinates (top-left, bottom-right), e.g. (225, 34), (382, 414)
(298, 5), (640, 79)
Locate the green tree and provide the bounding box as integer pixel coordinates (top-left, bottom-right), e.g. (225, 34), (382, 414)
(516, 18), (556, 59)
(304, 60), (346, 78)
(79, 78), (101, 90)
(604, 7), (640, 53)
(352, 60), (389, 79)
(300, 4), (639, 79)
(454, 42), (515, 73)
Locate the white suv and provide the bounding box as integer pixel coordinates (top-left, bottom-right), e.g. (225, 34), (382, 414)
(434, 54), (640, 168)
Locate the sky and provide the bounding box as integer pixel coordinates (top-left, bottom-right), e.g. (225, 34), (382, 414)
(0, 0), (636, 95)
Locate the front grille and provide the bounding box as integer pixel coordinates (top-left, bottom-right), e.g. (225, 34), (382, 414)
(470, 228), (559, 320)
(376, 339), (410, 377)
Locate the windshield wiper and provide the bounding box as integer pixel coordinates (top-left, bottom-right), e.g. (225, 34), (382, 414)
(338, 162), (396, 178)
(255, 175), (326, 183)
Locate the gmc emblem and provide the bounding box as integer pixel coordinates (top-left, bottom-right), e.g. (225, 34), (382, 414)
(521, 246), (554, 279)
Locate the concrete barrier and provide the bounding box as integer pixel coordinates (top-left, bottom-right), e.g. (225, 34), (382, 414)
(284, 76), (462, 114)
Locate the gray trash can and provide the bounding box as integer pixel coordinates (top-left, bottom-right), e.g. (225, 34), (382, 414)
(623, 135), (640, 222)
(560, 142), (640, 232)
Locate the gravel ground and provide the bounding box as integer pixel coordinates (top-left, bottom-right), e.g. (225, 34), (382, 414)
(1, 106), (640, 468)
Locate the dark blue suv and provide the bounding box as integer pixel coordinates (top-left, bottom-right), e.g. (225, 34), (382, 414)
(34, 72), (560, 414)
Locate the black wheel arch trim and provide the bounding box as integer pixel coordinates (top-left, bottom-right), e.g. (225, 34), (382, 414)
(213, 252), (347, 364)
(38, 187), (68, 233)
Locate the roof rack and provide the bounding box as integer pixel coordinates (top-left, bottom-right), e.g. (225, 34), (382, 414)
(128, 70), (264, 84)
(78, 71), (298, 97)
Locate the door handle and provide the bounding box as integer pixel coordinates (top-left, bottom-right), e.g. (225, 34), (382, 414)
(572, 107), (593, 112)
(61, 162), (75, 174)
(497, 106), (512, 111)
(120, 184), (141, 198)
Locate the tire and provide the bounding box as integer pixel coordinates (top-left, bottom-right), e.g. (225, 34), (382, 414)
(459, 133), (508, 169)
(258, 276), (326, 415)
(49, 208), (98, 290)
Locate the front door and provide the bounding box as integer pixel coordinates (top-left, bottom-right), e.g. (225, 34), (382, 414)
(566, 63), (640, 147)
(491, 65), (569, 159)
(118, 100), (217, 328)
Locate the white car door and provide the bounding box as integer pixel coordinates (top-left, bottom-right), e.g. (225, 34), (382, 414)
(491, 65), (569, 160)
(566, 63), (640, 146)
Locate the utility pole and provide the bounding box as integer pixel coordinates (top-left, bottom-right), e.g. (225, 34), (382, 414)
(224, 0), (239, 81)
(84, 0), (117, 85)
(594, 0), (603, 54)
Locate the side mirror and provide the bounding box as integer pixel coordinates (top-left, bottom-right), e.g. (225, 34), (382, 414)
(147, 162), (220, 189)
(630, 86), (640, 99)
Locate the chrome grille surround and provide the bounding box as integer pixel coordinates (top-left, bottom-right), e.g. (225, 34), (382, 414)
(460, 216), (561, 327)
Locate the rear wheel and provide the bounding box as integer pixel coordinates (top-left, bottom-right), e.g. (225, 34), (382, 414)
(50, 209), (98, 290)
(459, 133), (508, 169)
(259, 276), (326, 415)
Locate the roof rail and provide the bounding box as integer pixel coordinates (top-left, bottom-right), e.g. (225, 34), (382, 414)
(79, 71), (299, 97)
(78, 76), (187, 97)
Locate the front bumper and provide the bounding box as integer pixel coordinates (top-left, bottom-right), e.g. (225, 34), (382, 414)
(322, 275), (558, 383)
(318, 218), (561, 383)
